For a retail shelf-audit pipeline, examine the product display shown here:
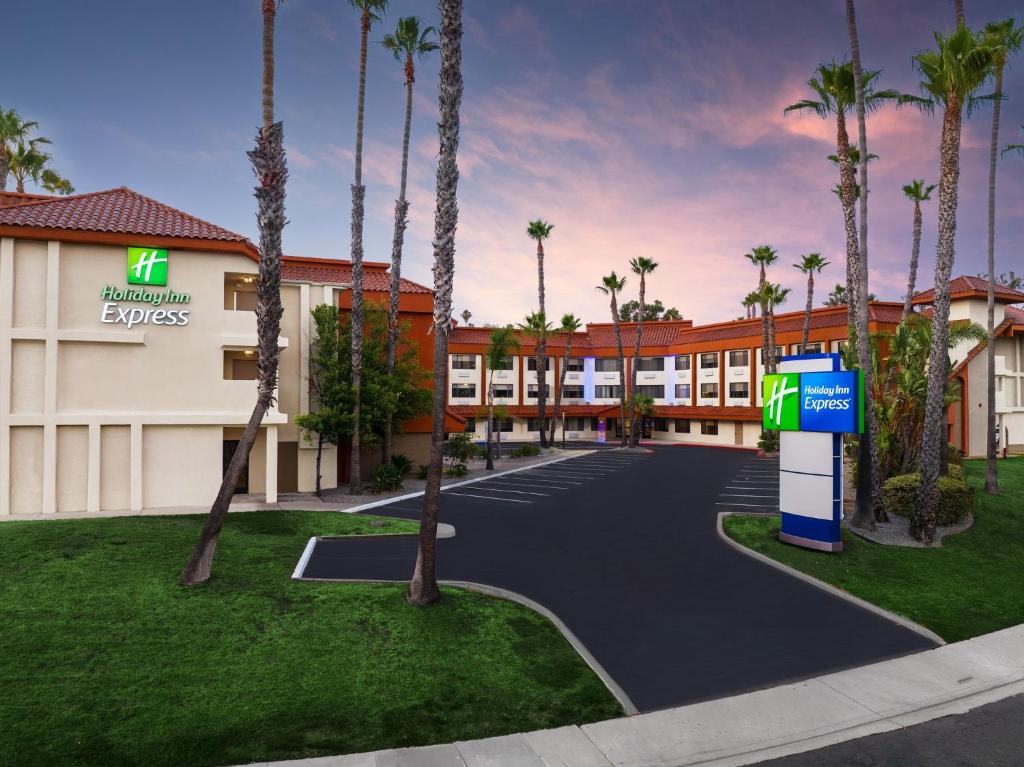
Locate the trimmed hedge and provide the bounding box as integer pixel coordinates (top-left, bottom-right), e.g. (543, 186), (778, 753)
(883, 472), (974, 526)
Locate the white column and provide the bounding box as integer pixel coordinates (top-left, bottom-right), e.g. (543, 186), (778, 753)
(41, 241), (60, 514)
(265, 425), (278, 503)
(87, 423), (101, 513)
(0, 238), (12, 516)
(130, 422), (143, 511)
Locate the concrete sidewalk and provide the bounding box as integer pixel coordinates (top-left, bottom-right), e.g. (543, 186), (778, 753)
(238, 624), (1024, 767)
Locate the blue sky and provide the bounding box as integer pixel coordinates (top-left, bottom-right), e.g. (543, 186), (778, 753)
(4, 0), (1023, 325)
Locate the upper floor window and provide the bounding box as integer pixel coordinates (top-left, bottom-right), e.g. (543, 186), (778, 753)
(562, 384), (585, 399)
(492, 384), (513, 398)
(635, 384), (664, 398)
(451, 354), (476, 370)
(224, 349), (259, 380)
(564, 356), (585, 372)
(675, 354), (691, 371)
(700, 352), (719, 369)
(700, 383), (719, 399)
(595, 385), (622, 398)
(729, 382), (750, 399)
(451, 383), (476, 398)
(526, 357), (548, 372)
(728, 350), (749, 367)
(527, 384), (550, 398)
(800, 342), (823, 354)
(675, 383), (691, 399)
(594, 358), (619, 372)
(224, 273), (258, 311)
(636, 357), (665, 372)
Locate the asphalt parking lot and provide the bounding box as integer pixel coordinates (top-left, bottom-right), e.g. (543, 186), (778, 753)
(299, 445), (934, 713)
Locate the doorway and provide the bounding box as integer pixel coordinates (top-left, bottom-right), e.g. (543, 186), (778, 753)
(222, 440), (249, 494)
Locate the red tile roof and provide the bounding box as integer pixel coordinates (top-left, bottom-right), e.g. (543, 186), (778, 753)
(677, 303), (902, 345)
(1005, 305), (1024, 323)
(0, 191), (54, 208)
(280, 256), (432, 293)
(913, 275), (1024, 304)
(448, 326), (592, 348)
(0, 187), (252, 244)
(584, 320), (693, 348)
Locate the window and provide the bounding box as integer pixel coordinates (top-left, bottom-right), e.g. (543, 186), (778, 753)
(700, 352), (719, 369)
(564, 356), (584, 372)
(759, 347), (784, 365)
(595, 385), (622, 398)
(451, 354), (476, 370)
(224, 273), (258, 311)
(526, 357), (548, 372)
(675, 354), (691, 371)
(464, 417), (476, 432)
(491, 417), (513, 432)
(729, 382), (749, 399)
(224, 349), (259, 380)
(527, 417), (552, 432)
(590, 417), (601, 431)
(800, 342), (822, 354)
(451, 383), (476, 398)
(564, 416), (587, 431)
(636, 357), (665, 372)
(675, 383), (691, 399)
(635, 385), (664, 398)
(492, 384), (513, 398)
(561, 384), (584, 399)
(527, 384), (550, 398)
(491, 355), (514, 370)
(728, 350), (749, 367)
(675, 419), (690, 433)
(700, 383), (719, 399)
(652, 418), (669, 432)
(701, 419), (719, 435)
(595, 358), (619, 372)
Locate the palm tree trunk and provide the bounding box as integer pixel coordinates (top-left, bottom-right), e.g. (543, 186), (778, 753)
(915, 95), (963, 544)
(261, 0), (276, 129)
(548, 335), (573, 446)
(801, 274), (813, 353)
(758, 264), (769, 370)
(486, 381), (494, 470)
(536, 241), (548, 447)
(954, 0), (964, 25)
(610, 295), (627, 447)
(409, 0), (462, 607)
(902, 201), (922, 321)
(15, 177), (24, 194)
(349, 9), (371, 494)
(766, 305), (777, 375)
(384, 61), (416, 465)
(315, 432), (324, 496)
(0, 149), (9, 192)
(631, 275), (646, 447)
(985, 64), (1003, 494)
(181, 122), (287, 585)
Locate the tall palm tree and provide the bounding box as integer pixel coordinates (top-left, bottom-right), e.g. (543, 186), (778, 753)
(517, 311), (553, 441)
(597, 272), (628, 447)
(981, 18), (1022, 494)
(347, 0), (389, 494)
(7, 141), (73, 195)
(745, 245), (778, 372)
(408, 0), (462, 607)
(912, 24), (996, 544)
(0, 109), (42, 192)
(900, 180), (936, 320)
(629, 256), (658, 446)
(761, 283), (790, 368)
(824, 283), (847, 307)
(181, 0), (287, 585)
(527, 220), (554, 447)
(548, 313), (582, 446)
(380, 16), (438, 465)
(741, 291), (759, 319)
(794, 253), (829, 353)
(484, 326), (519, 470)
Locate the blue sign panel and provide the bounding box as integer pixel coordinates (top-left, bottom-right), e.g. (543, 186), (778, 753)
(798, 371), (860, 433)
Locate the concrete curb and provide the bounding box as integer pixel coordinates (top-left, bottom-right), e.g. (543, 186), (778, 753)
(715, 511), (946, 646)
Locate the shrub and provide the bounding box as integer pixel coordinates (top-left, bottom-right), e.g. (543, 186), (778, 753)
(444, 433), (481, 464)
(415, 464), (429, 480)
(946, 442), (964, 466)
(510, 444), (541, 458)
(390, 453), (413, 477)
(757, 430), (779, 453)
(946, 463), (965, 482)
(372, 463), (404, 493)
(443, 463), (469, 478)
(883, 472), (974, 526)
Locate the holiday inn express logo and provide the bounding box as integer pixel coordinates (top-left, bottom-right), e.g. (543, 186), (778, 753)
(763, 373), (800, 430)
(127, 247), (168, 286)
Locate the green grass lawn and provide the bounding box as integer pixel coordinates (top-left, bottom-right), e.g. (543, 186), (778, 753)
(723, 458), (1024, 644)
(0, 511), (621, 767)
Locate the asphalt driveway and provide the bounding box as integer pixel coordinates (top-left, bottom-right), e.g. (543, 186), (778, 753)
(300, 445), (934, 713)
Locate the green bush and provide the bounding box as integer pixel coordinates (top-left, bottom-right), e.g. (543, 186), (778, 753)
(510, 444), (541, 458)
(390, 453), (413, 477)
(947, 442), (964, 466)
(757, 431), (779, 453)
(372, 463), (404, 493)
(415, 464), (429, 480)
(883, 472), (974, 526)
(947, 463), (965, 482)
(443, 463), (469, 478)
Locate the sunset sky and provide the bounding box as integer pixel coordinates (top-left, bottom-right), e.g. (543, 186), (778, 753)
(5, 0), (1023, 326)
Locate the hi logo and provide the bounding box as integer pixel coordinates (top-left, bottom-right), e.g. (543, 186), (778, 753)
(763, 373), (800, 431)
(127, 247), (169, 286)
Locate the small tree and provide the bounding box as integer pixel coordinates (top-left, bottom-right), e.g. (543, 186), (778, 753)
(484, 325), (519, 469)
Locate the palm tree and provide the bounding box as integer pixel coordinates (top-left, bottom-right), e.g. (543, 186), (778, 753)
(7, 141), (73, 195)
(794, 253), (829, 353)
(460, 309), (471, 325)
(741, 291), (759, 319)
(181, 0), (287, 585)
(629, 256), (658, 446)
(408, 0), (462, 606)
(527, 220), (554, 447)
(824, 283), (847, 307)
(548, 313), (582, 446)
(0, 109), (43, 192)
(900, 180), (936, 320)
(518, 311), (553, 441)
(484, 326), (519, 470)
(347, 0), (389, 494)
(912, 24), (996, 544)
(981, 18), (1023, 494)
(745, 245), (778, 372)
(597, 272), (628, 447)
(761, 282), (790, 367)
(1004, 124), (1024, 156)
(380, 16), (438, 466)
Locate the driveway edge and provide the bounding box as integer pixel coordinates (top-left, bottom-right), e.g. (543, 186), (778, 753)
(716, 511), (946, 646)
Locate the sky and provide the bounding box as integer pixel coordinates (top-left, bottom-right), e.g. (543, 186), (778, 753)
(4, 0), (1023, 327)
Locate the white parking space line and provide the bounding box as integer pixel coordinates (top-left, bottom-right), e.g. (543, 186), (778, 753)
(471, 486), (550, 496)
(445, 492), (530, 503)
(530, 468), (610, 476)
(715, 501), (779, 508)
(503, 476), (583, 485)
(523, 472), (602, 480)
(482, 480), (569, 491)
(720, 493), (779, 498)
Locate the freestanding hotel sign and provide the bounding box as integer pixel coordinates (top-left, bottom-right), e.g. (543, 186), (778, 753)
(763, 353), (863, 552)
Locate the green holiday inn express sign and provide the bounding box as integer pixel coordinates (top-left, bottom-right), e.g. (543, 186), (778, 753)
(763, 371), (863, 434)
(98, 247), (192, 328)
